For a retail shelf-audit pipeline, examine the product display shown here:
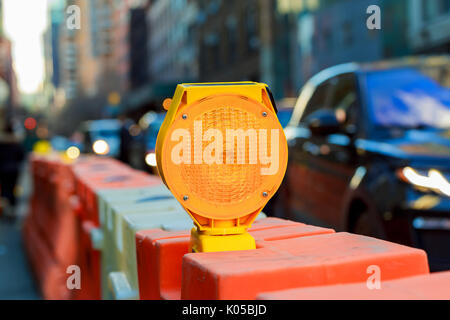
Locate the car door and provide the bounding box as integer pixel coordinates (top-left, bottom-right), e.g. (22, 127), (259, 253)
(304, 73), (361, 227)
(287, 80), (334, 219)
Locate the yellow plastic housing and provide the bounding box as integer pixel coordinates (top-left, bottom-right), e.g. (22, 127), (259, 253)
(156, 82), (288, 237)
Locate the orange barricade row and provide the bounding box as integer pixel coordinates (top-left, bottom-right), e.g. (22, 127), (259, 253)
(71, 157), (160, 300)
(180, 232), (429, 300)
(135, 218), (335, 300)
(23, 154), (78, 299)
(76, 220), (102, 300)
(23, 153), (449, 301)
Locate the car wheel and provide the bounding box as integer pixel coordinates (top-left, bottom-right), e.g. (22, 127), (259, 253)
(352, 211), (384, 239)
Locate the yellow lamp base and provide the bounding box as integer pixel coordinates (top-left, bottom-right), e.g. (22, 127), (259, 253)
(190, 228), (256, 253)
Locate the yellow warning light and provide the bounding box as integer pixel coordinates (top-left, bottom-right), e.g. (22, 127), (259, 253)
(156, 82), (288, 252)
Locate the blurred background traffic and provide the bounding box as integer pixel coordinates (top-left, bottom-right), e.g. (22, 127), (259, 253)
(0, 0), (450, 298)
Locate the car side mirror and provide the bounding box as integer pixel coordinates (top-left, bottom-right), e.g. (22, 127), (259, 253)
(306, 109), (341, 136)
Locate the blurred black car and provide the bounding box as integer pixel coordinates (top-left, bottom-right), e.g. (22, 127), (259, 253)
(269, 56), (450, 271)
(275, 98), (296, 128)
(128, 112), (164, 174)
(80, 119), (121, 157)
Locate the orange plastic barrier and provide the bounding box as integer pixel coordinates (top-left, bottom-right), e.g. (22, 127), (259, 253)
(25, 155), (149, 299)
(180, 232), (429, 300)
(136, 229), (190, 300)
(23, 155), (78, 299)
(71, 158), (135, 225)
(257, 271), (450, 300)
(75, 220), (102, 300)
(136, 218), (335, 300)
(71, 157), (161, 299)
(25, 154), (445, 301)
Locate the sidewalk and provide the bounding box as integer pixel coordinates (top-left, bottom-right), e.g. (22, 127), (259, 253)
(0, 163), (41, 300)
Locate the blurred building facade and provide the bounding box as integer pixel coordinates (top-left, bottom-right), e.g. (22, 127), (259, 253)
(44, 0), (136, 133)
(409, 0), (450, 53)
(147, 0), (198, 83)
(44, 2), (64, 92)
(196, 0), (260, 83)
(46, 0), (134, 102)
(86, 0), (131, 97)
(41, 0), (450, 134)
(0, 0), (18, 124)
(194, 0), (297, 99)
(129, 4), (149, 89)
(292, 0), (410, 88)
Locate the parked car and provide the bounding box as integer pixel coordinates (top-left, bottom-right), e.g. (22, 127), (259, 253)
(128, 112), (165, 173)
(275, 98), (296, 128)
(142, 113), (164, 173)
(268, 56), (450, 271)
(50, 135), (78, 152)
(80, 119), (121, 158)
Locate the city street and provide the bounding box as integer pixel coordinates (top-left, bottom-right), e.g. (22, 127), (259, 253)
(0, 0), (450, 303)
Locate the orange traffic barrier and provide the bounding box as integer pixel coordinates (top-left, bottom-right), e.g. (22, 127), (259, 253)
(23, 212), (73, 300)
(24, 155), (133, 299)
(72, 166), (158, 224)
(136, 218), (335, 300)
(180, 232), (429, 300)
(72, 158), (134, 224)
(136, 229), (190, 300)
(73, 220), (102, 300)
(257, 271), (450, 300)
(71, 158), (161, 299)
(26, 153), (442, 301)
(23, 155), (79, 299)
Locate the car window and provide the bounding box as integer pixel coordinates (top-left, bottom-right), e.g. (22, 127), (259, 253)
(328, 73), (359, 128)
(300, 80), (333, 122)
(366, 67), (450, 129)
(277, 109), (293, 128)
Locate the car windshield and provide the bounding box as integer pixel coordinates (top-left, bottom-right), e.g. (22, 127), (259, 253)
(277, 109), (293, 128)
(91, 129), (119, 140)
(366, 66), (450, 130)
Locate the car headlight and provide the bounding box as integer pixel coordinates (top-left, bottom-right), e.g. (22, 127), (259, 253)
(145, 152), (157, 167)
(397, 167), (450, 196)
(66, 146), (80, 160)
(92, 139), (110, 155)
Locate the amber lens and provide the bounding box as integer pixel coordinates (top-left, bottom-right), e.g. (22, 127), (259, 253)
(181, 106), (265, 204)
(161, 94), (287, 220)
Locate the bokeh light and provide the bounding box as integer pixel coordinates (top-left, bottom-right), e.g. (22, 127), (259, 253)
(24, 117), (37, 130)
(93, 139), (110, 155)
(66, 146), (80, 160)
